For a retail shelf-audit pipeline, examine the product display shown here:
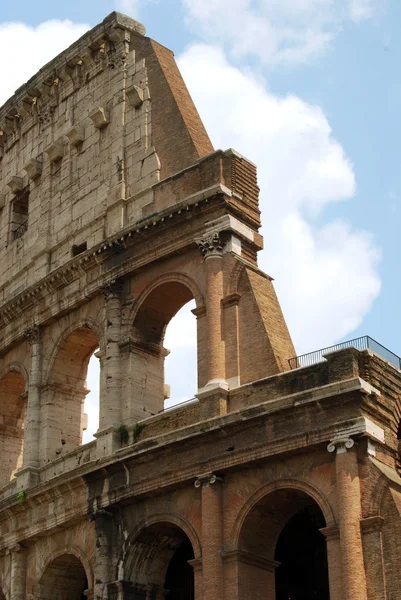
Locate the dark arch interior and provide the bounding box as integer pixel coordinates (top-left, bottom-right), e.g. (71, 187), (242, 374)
(127, 522), (195, 598)
(275, 504), (329, 600)
(39, 554), (88, 600)
(239, 489), (329, 600)
(164, 538), (194, 600)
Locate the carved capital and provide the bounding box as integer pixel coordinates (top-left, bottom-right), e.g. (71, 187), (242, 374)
(6, 543), (25, 555)
(100, 279), (123, 300)
(24, 325), (42, 345)
(327, 436), (355, 455)
(194, 473), (222, 488)
(197, 232), (225, 259)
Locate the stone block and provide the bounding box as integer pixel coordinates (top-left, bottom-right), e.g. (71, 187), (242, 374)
(45, 139), (65, 163)
(126, 85), (144, 108)
(66, 124), (85, 147)
(24, 157), (43, 180)
(89, 107), (110, 129)
(6, 176), (24, 194)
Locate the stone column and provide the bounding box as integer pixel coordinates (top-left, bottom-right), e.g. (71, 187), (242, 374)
(23, 325), (42, 468)
(197, 234), (226, 389)
(8, 544), (27, 600)
(328, 437), (368, 600)
(96, 280), (123, 456)
(93, 510), (114, 600)
(195, 473), (224, 600)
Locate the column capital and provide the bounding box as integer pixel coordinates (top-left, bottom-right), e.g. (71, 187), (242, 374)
(100, 278), (124, 299)
(6, 543), (25, 555)
(196, 232), (225, 259)
(327, 436), (355, 454)
(194, 473), (223, 488)
(24, 325), (42, 345)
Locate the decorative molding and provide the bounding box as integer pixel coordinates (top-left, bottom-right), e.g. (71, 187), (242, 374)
(360, 515), (384, 534)
(222, 293), (241, 308)
(196, 232), (225, 259)
(222, 550), (280, 572)
(194, 473), (222, 488)
(100, 278), (124, 300)
(319, 525), (340, 540)
(191, 306), (207, 319)
(24, 325), (42, 345)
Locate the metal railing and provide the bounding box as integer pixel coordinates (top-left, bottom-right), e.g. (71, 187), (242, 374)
(288, 335), (401, 371)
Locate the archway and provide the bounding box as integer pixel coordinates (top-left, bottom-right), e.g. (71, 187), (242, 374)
(0, 369), (26, 487)
(164, 299), (197, 409)
(38, 553), (89, 599)
(238, 488), (329, 600)
(129, 280), (201, 417)
(125, 522), (195, 598)
(44, 327), (100, 456)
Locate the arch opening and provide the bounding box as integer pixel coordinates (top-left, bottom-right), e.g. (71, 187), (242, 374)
(164, 299), (197, 409)
(131, 281), (199, 416)
(0, 369), (26, 487)
(125, 522), (195, 599)
(38, 553), (88, 600)
(239, 488), (329, 600)
(45, 327), (100, 456)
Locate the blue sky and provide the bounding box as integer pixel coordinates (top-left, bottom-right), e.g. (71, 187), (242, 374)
(1, 0), (400, 428)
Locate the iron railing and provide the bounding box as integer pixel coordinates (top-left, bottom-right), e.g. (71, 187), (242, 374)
(288, 335), (401, 371)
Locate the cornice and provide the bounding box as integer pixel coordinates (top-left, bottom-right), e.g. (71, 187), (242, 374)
(0, 190), (226, 351)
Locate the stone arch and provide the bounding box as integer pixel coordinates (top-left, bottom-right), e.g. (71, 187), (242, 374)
(369, 470), (395, 517)
(121, 512), (201, 576)
(122, 515), (197, 598)
(126, 273), (205, 416)
(35, 546), (92, 600)
(0, 366), (28, 487)
(129, 271), (205, 324)
(227, 260), (245, 296)
(231, 478), (336, 550)
(0, 362), (29, 390)
(233, 480), (332, 600)
(41, 321), (101, 456)
(44, 317), (104, 384)
(39, 545), (93, 589)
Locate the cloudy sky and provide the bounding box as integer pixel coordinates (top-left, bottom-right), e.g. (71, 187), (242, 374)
(1, 0), (399, 440)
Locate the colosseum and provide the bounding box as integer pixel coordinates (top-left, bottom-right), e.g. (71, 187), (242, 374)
(0, 10), (400, 600)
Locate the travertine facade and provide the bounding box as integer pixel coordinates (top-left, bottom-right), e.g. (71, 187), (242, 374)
(0, 11), (400, 600)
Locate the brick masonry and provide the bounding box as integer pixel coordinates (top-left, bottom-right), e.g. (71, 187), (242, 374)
(0, 11), (399, 600)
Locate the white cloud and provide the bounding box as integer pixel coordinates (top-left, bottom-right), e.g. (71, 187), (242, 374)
(349, 0), (375, 21)
(0, 20), (90, 108)
(182, 0), (380, 65)
(115, 0), (140, 17)
(178, 44), (381, 352)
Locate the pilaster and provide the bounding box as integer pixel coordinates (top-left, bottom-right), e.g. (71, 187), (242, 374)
(194, 473), (224, 600)
(327, 436), (368, 600)
(196, 233), (227, 390)
(17, 325), (42, 489)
